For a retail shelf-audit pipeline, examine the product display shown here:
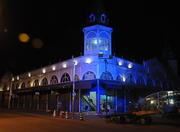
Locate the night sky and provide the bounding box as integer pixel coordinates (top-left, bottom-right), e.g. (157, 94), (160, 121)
(0, 0), (180, 77)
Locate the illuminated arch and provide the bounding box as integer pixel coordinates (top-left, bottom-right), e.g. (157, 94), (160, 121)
(99, 31), (109, 39)
(33, 79), (39, 87)
(116, 75), (121, 81)
(85, 31), (97, 51)
(61, 73), (71, 83)
(50, 75), (58, 85)
(86, 31), (96, 38)
(21, 82), (25, 88)
(99, 32), (110, 51)
(41, 77), (48, 86)
(82, 71), (96, 80)
(100, 72), (113, 80)
(27, 81), (31, 88)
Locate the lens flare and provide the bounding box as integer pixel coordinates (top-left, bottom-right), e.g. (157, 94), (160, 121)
(19, 33), (30, 43)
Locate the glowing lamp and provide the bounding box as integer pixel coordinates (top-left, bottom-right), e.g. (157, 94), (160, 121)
(12, 77), (14, 82)
(28, 73), (31, 77)
(122, 76), (126, 82)
(52, 66), (56, 71)
(42, 68), (46, 73)
(150, 100), (154, 104)
(30, 82), (33, 87)
(62, 63), (67, 68)
(17, 76), (19, 80)
(118, 61), (123, 66)
(85, 58), (92, 64)
(128, 63), (133, 69)
(93, 39), (98, 44)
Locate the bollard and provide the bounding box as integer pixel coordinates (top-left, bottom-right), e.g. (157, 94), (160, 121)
(53, 109), (56, 118)
(59, 111), (64, 119)
(79, 112), (84, 121)
(65, 111), (69, 119)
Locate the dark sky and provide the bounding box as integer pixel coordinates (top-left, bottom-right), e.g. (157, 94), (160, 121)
(0, 0), (180, 77)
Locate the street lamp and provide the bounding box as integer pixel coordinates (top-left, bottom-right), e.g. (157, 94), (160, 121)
(72, 58), (77, 119)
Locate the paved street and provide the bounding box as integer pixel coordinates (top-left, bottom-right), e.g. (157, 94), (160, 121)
(0, 110), (180, 132)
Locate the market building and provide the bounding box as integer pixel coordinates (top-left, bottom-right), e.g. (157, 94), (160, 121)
(0, 5), (179, 114)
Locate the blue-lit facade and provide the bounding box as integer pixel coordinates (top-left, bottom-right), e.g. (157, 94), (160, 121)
(0, 9), (178, 114)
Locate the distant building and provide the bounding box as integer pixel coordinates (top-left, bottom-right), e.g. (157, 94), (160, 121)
(0, 2), (179, 114)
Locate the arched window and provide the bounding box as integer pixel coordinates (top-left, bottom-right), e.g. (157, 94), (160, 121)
(83, 71), (96, 80)
(74, 74), (80, 81)
(89, 13), (95, 22)
(33, 79), (39, 87)
(116, 75), (121, 81)
(99, 32), (110, 51)
(86, 32), (96, 51)
(101, 14), (106, 23)
(61, 73), (71, 83)
(42, 77), (48, 86)
(21, 82), (25, 88)
(100, 72), (113, 80)
(50, 75), (58, 84)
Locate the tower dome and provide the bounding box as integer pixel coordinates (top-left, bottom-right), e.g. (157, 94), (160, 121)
(87, 0), (109, 25)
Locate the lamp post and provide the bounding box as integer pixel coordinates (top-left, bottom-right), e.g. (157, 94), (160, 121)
(72, 59), (76, 119)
